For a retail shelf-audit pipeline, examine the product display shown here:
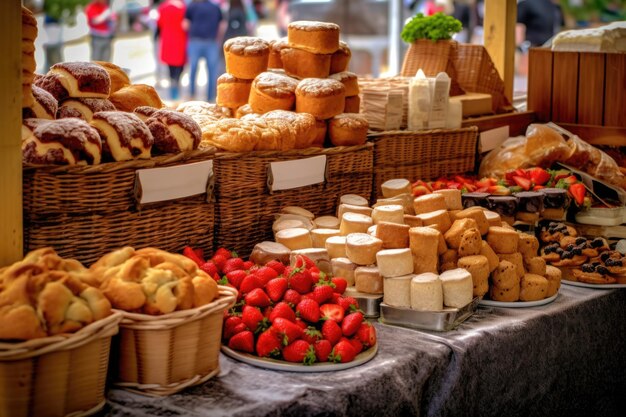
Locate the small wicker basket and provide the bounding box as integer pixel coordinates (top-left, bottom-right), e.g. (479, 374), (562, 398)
(0, 312), (123, 417)
(111, 285), (237, 396)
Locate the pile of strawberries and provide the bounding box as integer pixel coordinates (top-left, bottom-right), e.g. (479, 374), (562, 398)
(182, 247), (377, 365)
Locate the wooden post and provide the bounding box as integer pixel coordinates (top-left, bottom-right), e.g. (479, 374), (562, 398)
(483, 0), (516, 102)
(0, 1), (23, 265)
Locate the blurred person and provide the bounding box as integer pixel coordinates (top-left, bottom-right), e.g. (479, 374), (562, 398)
(516, 0), (562, 75)
(223, 0), (258, 40)
(275, 0), (290, 37)
(184, 0), (224, 102)
(85, 0), (117, 62)
(158, 0), (188, 100)
(43, 12), (63, 71)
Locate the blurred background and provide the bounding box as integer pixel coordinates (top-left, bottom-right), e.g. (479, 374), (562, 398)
(24, 0), (626, 101)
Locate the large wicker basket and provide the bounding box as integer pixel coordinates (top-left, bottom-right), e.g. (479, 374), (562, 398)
(111, 285), (237, 396)
(23, 149), (216, 266)
(0, 312), (122, 417)
(212, 144), (374, 256)
(369, 127), (478, 198)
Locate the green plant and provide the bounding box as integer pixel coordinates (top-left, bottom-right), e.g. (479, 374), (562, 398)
(401, 12), (462, 43)
(44, 0), (90, 23)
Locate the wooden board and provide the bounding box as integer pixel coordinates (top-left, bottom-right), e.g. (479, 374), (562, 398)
(527, 48), (553, 122)
(604, 53), (626, 127)
(558, 123), (626, 147)
(577, 53), (605, 126)
(483, 0), (516, 102)
(551, 51), (579, 123)
(462, 111), (536, 137)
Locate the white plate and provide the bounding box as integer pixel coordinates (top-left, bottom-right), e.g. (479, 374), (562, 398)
(479, 292), (559, 308)
(562, 279), (626, 289)
(221, 343), (377, 372)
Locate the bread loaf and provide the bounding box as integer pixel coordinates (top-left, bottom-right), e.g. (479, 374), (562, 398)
(224, 37), (270, 79)
(288, 21), (340, 54)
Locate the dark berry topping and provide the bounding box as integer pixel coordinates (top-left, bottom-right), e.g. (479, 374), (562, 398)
(600, 252), (610, 262)
(591, 238), (604, 248)
(561, 251), (574, 259)
(575, 237), (587, 245)
(596, 266), (609, 275)
(581, 264), (595, 273)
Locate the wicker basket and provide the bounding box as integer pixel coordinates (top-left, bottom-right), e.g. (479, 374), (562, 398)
(112, 285), (237, 396)
(0, 312), (122, 417)
(212, 144), (374, 256)
(369, 127), (478, 198)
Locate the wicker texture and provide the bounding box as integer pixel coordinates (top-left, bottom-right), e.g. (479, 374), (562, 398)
(112, 286), (237, 396)
(369, 127), (478, 198)
(0, 312), (122, 417)
(213, 145), (374, 256)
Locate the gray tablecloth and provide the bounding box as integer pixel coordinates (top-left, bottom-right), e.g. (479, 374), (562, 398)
(106, 286), (626, 417)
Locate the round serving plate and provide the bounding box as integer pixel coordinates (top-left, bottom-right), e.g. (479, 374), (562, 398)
(221, 343), (377, 372)
(479, 291), (559, 308)
(562, 280), (626, 289)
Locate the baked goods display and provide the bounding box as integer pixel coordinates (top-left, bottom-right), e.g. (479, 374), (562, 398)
(21, 6), (38, 108)
(224, 36), (271, 80)
(144, 108), (202, 154)
(23, 85), (58, 120)
(108, 83), (164, 112)
(248, 71), (299, 113)
(0, 248), (112, 340)
(91, 111), (154, 161)
(295, 78), (346, 120)
(217, 73), (253, 109)
(56, 97), (116, 121)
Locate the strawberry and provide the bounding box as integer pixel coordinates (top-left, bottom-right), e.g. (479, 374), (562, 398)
(222, 258), (245, 275)
(272, 317), (303, 345)
(412, 185), (430, 197)
(228, 330), (254, 353)
(329, 340), (356, 363)
(243, 260), (254, 271)
(529, 167), (551, 186)
(265, 277), (288, 302)
(311, 284), (335, 304)
(296, 299), (320, 323)
(301, 327), (322, 344)
(563, 175), (578, 185)
(331, 277), (348, 294)
(255, 266), (279, 285)
(294, 318), (308, 331)
(314, 339), (332, 362)
(245, 288), (271, 308)
(193, 247), (204, 261)
(283, 289), (302, 307)
(263, 305), (273, 319)
(183, 246), (204, 266)
(293, 254), (316, 270)
(532, 185), (545, 191)
(269, 302), (296, 323)
(341, 312), (364, 337)
(512, 175), (531, 191)
(320, 303), (344, 322)
(200, 261), (218, 278)
(282, 340), (316, 364)
(265, 260), (285, 275)
(348, 337), (363, 354)
(321, 319), (342, 346)
(356, 322), (377, 347)
(330, 293), (342, 304)
(256, 329), (282, 358)
(286, 267), (314, 294)
(242, 305), (266, 333)
(338, 296), (359, 312)
(239, 274), (262, 294)
(223, 316), (243, 340)
(226, 270), (247, 289)
(569, 183), (586, 206)
(515, 168), (528, 179)
(211, 254), (227, 271)
(488, 184), (511, 195)
(214, 247), (233, 260)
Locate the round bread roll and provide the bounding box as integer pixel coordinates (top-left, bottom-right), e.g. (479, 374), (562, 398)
(23, 85), (58, 120)
(525, 256), (547, 276)
(262, 110), (317, 149)
(249, 72), (299, 113)
(328, 113), (369, 146)
(329, 71), (359, 97)
(489, 283), (520, 302)
(413, 193), (447, 215)
(133, 106), (160, 122)
(344, 95), (360, 113)
(245, 114), (297, 151)
(109, 84), (164, 112)
(457, 255), (490, 297)
(224, 37), (270, 80)
(544, 265), (562, 297)
(325, 235), (347, 259)
(281, 47), (332, 79)
(295, 78), (346, 120)
(56, 97), (116, 121)
(91, 111), (154, 161)
(498, 252), (525, 279)
(340, 212), (373, 235)
(330, 41), (351, 74)
(288, 21), (340, 54)
(268, 38), (288, 68)
(49, 62), (111, 98)
(312, 118), (327, 147)
(439, 268), (473, 308)
(381, 178), (411, 198)
(145, 109), (202, 154)
(217, 73), (253, 109)
(94, 61), (131, 93)
(520, 273), (549, 301)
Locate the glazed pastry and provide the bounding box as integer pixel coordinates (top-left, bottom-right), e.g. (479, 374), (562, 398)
(49, 62), (111, 98)
(145, 109), (202, 154)
(539, 222), (577, 244)
(91, 111), (154, 161)
(56, 97), (116, 121)
(22, 85), (58, 120)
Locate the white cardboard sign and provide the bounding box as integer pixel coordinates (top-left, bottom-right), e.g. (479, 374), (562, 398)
(267, 156), (327, 192)
(479, 125), (510, 153)
(136, 160), (213, 204)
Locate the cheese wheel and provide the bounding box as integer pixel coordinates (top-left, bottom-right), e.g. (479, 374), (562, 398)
(375, 194), (415, 215)
(439, 268), (473, 308)
(249, 241), (291, 265)
(416, 209), (452, 233)
(409, 227), (440, 274)
(371, 205), (404, 225)
(325, 235), (347, 259)
(518, 232), (539, 260)
(381, 178), (411, 198)
(376, 248), (413, 278)
(311, 228), (341, 248)
(545, 265), (562, 297)
(275, 227), (313, 250)
(338, 194), (368, 207)
(367, 225), (377, 236)
(345, 233), (383, 265)
(403, 214), (423, 228)
(339, 212), (373, 235)
(337, 203), (373, 219)
(375, 221), (410, 249)
(410, 273), (443, 311)
(413, 194), (447, 215)
(455, 208), (489, 235)
(331, 257), (357, 286)
(313, 215), (340, 229)
(273, 219), (310, 235)
(383, 274), (413, 308)
(290, 248), (331, 274)
(486, 226), (519, 254)
(354, 266), (383, 294)
(479, 241), (500, 272)
(433, 189), (463, 210)
(280, 206), (315, 219)
(498, 252), (525, 279)
(457, 255), (490, 297)
(483, 210), (502, 227)
(444, 218), (479, 249)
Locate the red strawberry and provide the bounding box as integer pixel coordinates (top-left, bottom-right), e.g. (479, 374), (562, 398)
(286, 267), (314, 294)
(243, 260), (254, 271)
(256, 329), (282, 358)
(265, 260), (285, 275)
(228, 330), (254, 353)
(293, 254), (316, 270)
(226, 270), (247, 289)
(296, 299), (320, 323)
(331, 277), (348, 294)
(283, 289), (302, 307)
(223, 316), (243, 340)
(282, 340), (316, 364)
(263, 305), (273, 319)
(214, 247), (233, 260)
(294, 318), (308, 331)
(211, 254), (227, 271)
(255, 266), (279, 285)
(245, 288), (271, 308)
(338, 296), (359, 312)
(301, 327), (322, 344)
(193, 247), (204, 261)
(356, 322), (377, 347)
(242, 305), (266, 333)
(329, 339), (356, 363)
(569, 183), (586, 206)
(265, 277), (288, 302)
(311, 285), (335, 304)
(269, 302), (296, 323)
(310, 271), (322, 283)
(529, 167), (551, 185)
(272, 317), (303, 345)
(512, 175), (531, 191)
(321, 319), (342, 346)
(341, 312), (364, 337)
(183, 246), (204, 266)
(239, 275), (262, 294)
(222, 258), (245, 275)
(331, 293), (342, 304)
(320, 303), (344, 322)
(314, 339), (332, 362)
(200, 261), (219, 278)
(348, 337), (363, 354)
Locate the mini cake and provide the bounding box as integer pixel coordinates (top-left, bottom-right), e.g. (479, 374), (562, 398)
(409, 227), (440, 274)
(310, 228), (341, 248)
(275, 227), (313, 250)
(381, 179), (411, 198)
(416, 209), (452, 233)
(295, 78), (346, 120)
(461, 192), (490, 209)
(331, 257), (358, 286)
(491, 260), (519, 291)
(345, 233), (383, 265)
(339, 194), (369, 207)
(434, 189), (463, 211)
(91, 111), (154, 161)
(328, 113), (369, 146)
(486, 195), (518, 225)
(383, 274), (413, 308)
(514, 191), (544, 223)
(498, 252), (525, 278)
(410, 273), (443, 311)
(454, 207), (489, 235)
(325, 235), (347, 259)
(371, 204), (404, 225)
(217, 73), (253, 109)
(519, 273), (549, 301)
(540, 188), (570, 220)
(145, 109), (202, 154)
(457, 255), (490, 297)
(376, 248), (414, 278)
(338, 203), (373, 219)
(330, 41), (351, 74)
(375, 221), (410, 249)
(268, 38), (288, 68)
(224, 37), (270, 80)
(413, 193), (447, 215)
(249, 241), (291, 265)
(314, 215), (340, 230)
(249, 71), (299, 113)
(444, 218), (479, 249)
(340, 212), (373, 235)
(280, 47), (332, 79)
(486, 226), (519, 254)
(288, 21), (340, 54)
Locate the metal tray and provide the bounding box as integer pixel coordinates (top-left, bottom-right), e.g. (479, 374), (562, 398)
(380, 297), (480, 332)
(344, 287), (383, 318)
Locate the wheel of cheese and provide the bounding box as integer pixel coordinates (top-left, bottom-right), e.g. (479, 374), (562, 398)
(337, 203), (373, 219)
(275, 227), (313, 250)
(325, 235), (347, 259)
(376, 248), (413, 278)
(290, 248), (331, 274)
(338, 194), (369, 207)
(354, 266), (383, 294)
(371, 204), (404, 225)
(413, 194), (447, 215)
(455, 208), (490, 235)
(444, 218), (479, 249)
(433, 189), (463, 210)
(403, 214), (423, 228)
(416, 209), (452, 233)
(375, 221), (410, 249)
(457, 255), (490, 297)
(497, 252), (525, 279)
(331, 257), (358, 286)
(381, 178), (411, 198)
(375, 194), (415, 215)
(311, 228), (341, 248)
(483, 210), (502, 227)
(367, 225), (377, 236)
(273, 219), (310, 236)
(383, 274), (413, 308)
(409, 227), (440, 274)
(479, 241), (500, 272)
(410, 273), (443, 311)
(439, 268), (473, 308)
(280, 206), (315, 219)
(274, 213), (315, 229)
(544, 265), (562, 297)
(249, 241), (291, 265)
(345, 233), (383, 265)
(486, 226), (519, 254)
(313, 215), (340, 230)
(339, 212), (373, 236)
